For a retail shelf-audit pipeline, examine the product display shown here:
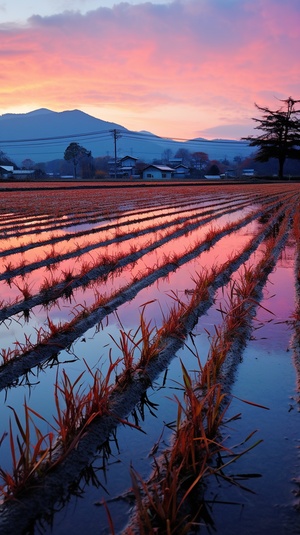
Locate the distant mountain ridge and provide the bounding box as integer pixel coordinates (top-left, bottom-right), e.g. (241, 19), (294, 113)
(0, 108), (251, 165)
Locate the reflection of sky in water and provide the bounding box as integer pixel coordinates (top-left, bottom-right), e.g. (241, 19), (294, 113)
(0, 197), (245, 266)
(0, 215), (259, 354)
(32, 242), (299, 535)
(0, 188), (298, 533)
(200, 252), (298, 535)
(0, 219), (261, 471)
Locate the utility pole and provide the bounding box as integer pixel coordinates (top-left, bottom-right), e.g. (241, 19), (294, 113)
(110, 129), (121, 179)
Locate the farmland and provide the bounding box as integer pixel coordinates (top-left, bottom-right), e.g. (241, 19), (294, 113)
(0, 181), (299, 534)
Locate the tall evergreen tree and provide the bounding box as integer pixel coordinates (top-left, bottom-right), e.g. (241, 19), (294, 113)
(242, 97), (300, 178)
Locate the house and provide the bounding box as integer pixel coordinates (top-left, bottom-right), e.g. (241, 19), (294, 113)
(108, 155), (138, 178)
(242, 168), (255, 177)
(173, 164), (190, 178)
(0, 165), (14, 179)
(142, 165), (174, 180)
(13, 169), (35, 180)
(119, 156), (138, 169)
(223, 169), (237, 179)
(0, 166), (36, 180)
(169, 158), (183, 167)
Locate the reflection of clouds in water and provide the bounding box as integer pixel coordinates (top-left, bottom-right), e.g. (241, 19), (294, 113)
(0, 184), (299, 533)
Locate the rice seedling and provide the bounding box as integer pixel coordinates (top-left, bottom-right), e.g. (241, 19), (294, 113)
(0, 400), (54, 501)
(62, 267), (75, 282)
(3, 260), (14, 273)
(127, 460), (203, 535)
(109, 304), (162, 386)
(0, 347), (21, 366)
(12, 280), (33, 301)
(52, 369), (87, 450)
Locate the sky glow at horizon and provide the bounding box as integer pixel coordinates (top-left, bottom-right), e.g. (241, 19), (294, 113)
(0, 0), (299, 140)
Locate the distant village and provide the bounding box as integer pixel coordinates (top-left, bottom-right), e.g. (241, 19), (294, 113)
(0, 147), (299, 181)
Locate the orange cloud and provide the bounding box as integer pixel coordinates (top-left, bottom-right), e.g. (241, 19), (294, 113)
(0, 0), (299, 138)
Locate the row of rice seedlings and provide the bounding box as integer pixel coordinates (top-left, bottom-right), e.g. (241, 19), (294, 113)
(120, 219), (293, 533)
(0, 192), (289, 321)
(0, 262), (259, 508)
(9, 189), (248, 240)
(0, 202), (282, 367)
(0, 189), (296, 510)
(191, 202), (294, 380)
(84, 199), (294, 414)
(0, 184), (295, 229)
(115, 295), (262, 532)
(0, 187), (264, 266)
(290, 206), (300, 400)
(0, 186), (168, 221)
(0, 196), (260, 315)
(0, 213), (55, 233)
(0, 189), (228, 241)
(0, 197), (292, 379)
(0, 401), (55, 502)
(3, 183), (290, 266)
(0, 184), (250, 224)
(0, 191), (290, 310)
(124, 374), (263, 534)
(0, 300), (175, 506)
(0, 353), (131, 502)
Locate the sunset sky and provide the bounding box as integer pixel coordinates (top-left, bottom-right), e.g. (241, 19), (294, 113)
(0, 0), (299, 140)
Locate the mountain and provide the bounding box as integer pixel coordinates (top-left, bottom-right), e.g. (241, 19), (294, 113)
(0, 108), (252, 165)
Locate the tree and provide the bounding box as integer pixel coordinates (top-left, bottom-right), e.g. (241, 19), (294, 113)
(162, 148), (173, 164)
(207, 163), (220, 176)
(174, 148), (192, 166)
(64, 142), (91, 179)
(242, 97), (300, 178)
(192, 151), (209, 171)
(22, 158), (35, 170)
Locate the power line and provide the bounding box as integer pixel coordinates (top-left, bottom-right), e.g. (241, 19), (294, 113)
(0, 126), (251, 165)
(0, 128), (248, 147)
(0, 129), (113, 145)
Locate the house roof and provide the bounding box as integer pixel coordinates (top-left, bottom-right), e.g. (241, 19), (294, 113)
(0, 165), (14, 172)
(120, 155), (138, 161)
(143, 165), (174, 172)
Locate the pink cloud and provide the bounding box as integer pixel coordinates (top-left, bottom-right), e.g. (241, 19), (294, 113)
(0, 0), (299, 137)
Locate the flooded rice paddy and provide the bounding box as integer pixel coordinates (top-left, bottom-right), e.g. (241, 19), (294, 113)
(0, 181), (299, 534)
